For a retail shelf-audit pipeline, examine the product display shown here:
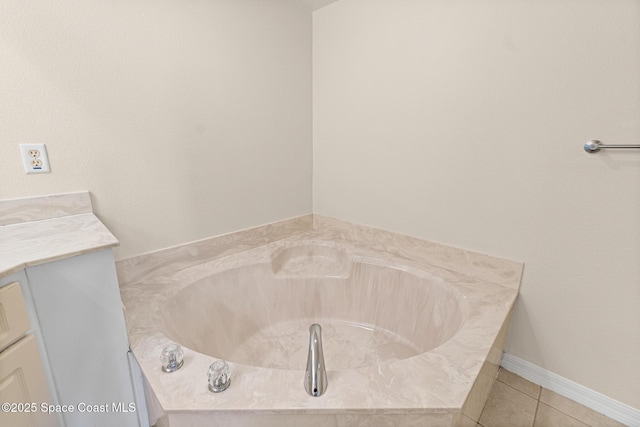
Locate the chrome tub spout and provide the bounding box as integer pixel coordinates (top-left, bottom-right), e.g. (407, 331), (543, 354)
(304, 323), (327, 397)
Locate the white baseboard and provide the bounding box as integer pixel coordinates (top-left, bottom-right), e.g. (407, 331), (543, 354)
(501, 353), (640, 427)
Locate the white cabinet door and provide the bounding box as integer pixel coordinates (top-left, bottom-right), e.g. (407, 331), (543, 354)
(0, 282), (30, 351)
(0, 334), (57, 427)
(26, 249), (139, 427)
(0, 271), (63, 427)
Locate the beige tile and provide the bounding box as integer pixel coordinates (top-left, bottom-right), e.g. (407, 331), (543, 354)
(456, 414), (478, 427)
(534, 403), (588, 427)
(540, 389), (626, 427)
(498, 369), (541, 399)
(479, 381), (537, 427)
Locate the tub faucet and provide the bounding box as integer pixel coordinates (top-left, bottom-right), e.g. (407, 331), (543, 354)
(304, 323), (327, 397)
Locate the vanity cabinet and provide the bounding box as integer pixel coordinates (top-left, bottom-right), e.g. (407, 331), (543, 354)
(0, 250), (144, 427)
(0, 192), (147, 427)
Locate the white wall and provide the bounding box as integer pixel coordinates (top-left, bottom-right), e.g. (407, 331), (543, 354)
(313, 0), (640, 410)
(0, 0), (312, 259)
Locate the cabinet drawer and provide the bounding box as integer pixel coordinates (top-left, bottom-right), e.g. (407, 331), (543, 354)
(0, 282), (30, 352)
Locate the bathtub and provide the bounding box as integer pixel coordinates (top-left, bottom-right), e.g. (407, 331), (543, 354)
(120, 217), (522, 427)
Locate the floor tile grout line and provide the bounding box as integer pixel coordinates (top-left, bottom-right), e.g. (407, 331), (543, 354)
(497, 368), (542, 401)
(496, 375), (538, 401)
(485, 376), (539, 427)
(539, 396), (599, 427)
(531, 394), (541, 427)
(499, 369), (619, 427)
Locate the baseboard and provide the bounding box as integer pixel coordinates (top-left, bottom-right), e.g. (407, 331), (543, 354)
(501, 353), (640, 426)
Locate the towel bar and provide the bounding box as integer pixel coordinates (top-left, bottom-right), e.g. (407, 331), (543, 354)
(584, 140), (640, 153)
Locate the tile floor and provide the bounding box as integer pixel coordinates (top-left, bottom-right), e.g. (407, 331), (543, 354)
(477, 368), (626, 427)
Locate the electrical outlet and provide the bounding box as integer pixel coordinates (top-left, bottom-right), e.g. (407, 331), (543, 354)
(20, 144), (51, 174)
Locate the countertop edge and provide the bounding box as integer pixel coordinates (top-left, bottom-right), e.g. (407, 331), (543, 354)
(0, 212), (119, 278)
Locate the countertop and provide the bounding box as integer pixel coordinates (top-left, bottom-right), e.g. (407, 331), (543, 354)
(0, 192), (119, 277)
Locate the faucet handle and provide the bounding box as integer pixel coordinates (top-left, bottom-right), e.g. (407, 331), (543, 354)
(160, 344), (184, 373)
(208, 360), (231, 392)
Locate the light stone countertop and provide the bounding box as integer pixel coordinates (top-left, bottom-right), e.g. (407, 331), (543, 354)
(0, 192), (119, 277)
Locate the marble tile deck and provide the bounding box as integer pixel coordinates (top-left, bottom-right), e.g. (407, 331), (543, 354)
(478, 369), (626, 427)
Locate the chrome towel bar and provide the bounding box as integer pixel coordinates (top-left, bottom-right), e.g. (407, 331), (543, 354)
(584, 140), (640, 153)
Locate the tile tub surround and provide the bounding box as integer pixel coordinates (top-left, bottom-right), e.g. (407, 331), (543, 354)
(120, 217), (523, 426)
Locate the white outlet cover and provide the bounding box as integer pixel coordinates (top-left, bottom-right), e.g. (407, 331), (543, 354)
(19, 143), (51, 174)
